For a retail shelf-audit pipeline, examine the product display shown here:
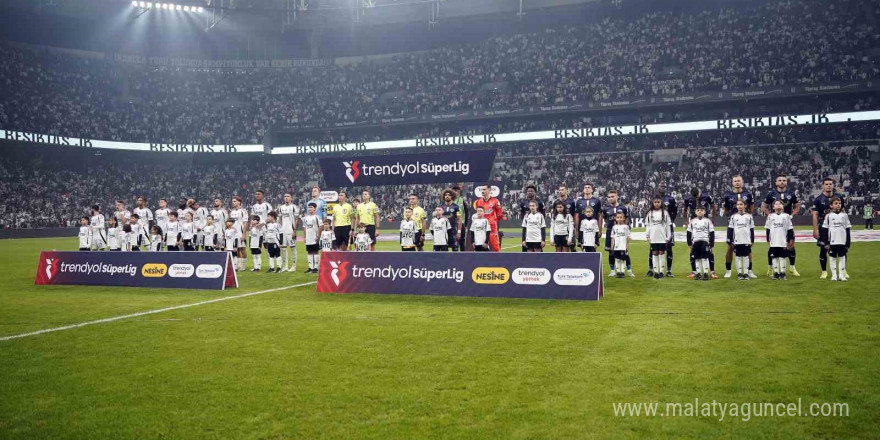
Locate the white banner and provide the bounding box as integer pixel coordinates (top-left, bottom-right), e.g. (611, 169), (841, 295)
(3, 110), (879, 155)
(0, 130), (263, 153)
(272, 110), (880, 155)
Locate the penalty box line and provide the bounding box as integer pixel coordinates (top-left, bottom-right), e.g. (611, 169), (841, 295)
(0, 281), (317, 342)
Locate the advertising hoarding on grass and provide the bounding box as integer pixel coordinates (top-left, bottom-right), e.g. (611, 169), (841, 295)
(34, 251), (238, 290)
(317, 251), (604, 300)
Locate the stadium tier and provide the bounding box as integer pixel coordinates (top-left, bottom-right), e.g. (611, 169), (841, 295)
(1, 0), (879, 146)
(1, 121), (877, 229)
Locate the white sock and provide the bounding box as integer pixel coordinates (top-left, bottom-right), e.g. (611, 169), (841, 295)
(735, 256), (743, 274)
(291, 244), (298, 268)
(839, 256), (846, 277)
(651, 255), (658, 273)
(829, 257), (837, 276)
(269, 257), (275, 269)
(696, 259), (703, 274)
(281, 250), (288, 269)
(772, 258), (779, 275)
(779, 258), (786, 275)
(234, 257), (240, 270)
(702, 259), (709, 275)
(659, 254), (665, 274)
(253, 255), (260, 270)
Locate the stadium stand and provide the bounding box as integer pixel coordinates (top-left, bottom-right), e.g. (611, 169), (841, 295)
(1, 122), (877, 229)
(1, 0), (878, 145)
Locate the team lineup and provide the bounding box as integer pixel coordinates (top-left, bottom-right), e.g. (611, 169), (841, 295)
(75, 175), (855, 281)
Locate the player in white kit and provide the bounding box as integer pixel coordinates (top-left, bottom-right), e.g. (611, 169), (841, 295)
(302, 203), (321, 273)
(765, 200), (794, 281)
(90, 205), (107, 250)
(430, 207), (453, 251)
(278, 193), (300, 272)
(821, 197), (852, 281)
(155, 199), (170, 235)
(229, 196), (249, 271)
(210, 198), (228, 250)
(645, 196), (672, 279)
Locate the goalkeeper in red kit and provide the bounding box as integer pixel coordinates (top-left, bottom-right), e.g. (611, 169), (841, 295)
(473, 184), (503, 251)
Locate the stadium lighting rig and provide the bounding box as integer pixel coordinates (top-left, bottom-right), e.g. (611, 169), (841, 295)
(131, 1), (204, 12)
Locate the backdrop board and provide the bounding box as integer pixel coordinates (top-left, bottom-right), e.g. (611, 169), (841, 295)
(317, 251), (603, 301)
(35, 251), (238, 290)
(319, 149), (497, 187)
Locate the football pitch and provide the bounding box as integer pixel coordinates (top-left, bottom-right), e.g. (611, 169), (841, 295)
(1, 230), (878, 439)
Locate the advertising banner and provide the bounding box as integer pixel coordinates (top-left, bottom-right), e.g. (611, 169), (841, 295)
(317, 251), (603, 301)
(34, 251), (238, 290)
(319, 150), (497, 187)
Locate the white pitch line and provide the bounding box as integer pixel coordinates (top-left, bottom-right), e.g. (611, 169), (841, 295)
(0, 281), (317, 342)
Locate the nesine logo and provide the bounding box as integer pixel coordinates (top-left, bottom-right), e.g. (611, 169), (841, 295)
(343, 160), (361, 183)
(329, 261), (350, 286)
(142, 263), (168, 277)
(471, 267), (509, 284)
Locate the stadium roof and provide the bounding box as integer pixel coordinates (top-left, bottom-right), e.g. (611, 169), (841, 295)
(0, 0), (602, 30)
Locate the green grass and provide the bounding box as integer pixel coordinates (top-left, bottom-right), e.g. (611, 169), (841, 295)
(0, 231), (878, 439)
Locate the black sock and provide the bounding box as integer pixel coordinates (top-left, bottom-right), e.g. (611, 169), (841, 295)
(690, 252), (696, 271)
(789, 248), (796, 265)
(748, 261), (752, 271)
(726, 261), (732, 271)
(767, 248), (772, 266)
(709, 253), (715, 271)
(819, 247), (828, 271)
(648, 252), (653, 270)
(666, 246), (673, 272)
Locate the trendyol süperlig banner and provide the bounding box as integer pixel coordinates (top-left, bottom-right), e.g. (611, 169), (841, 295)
(34, 251), (238, 290)
(319, 149), (497, 187)
(316, 251), (604, 301)
(5, 110), (880, 155)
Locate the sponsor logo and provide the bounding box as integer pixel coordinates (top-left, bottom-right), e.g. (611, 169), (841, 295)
(472, 267), (509, 284)
(329, 260), (349, 286)
(512, 267), (551, 285)
(345, 159), (471, 181)
(553, 268), (595, 286)
(195, 264), (223, 279)
(345, 264), (464, 284)
(343, 160), (361, 183)
(142, 263), (168, 277)
(45, 258), (59, 280)
(320, 190), (339, 203)
(474, 185), (501, 198)
(168, 263), (195, 278)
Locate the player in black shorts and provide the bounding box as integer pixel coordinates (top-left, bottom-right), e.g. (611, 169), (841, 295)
(647, 182), (678, 277)
(721, 175), (756, 279)
(518, 185), (545, 252)
(684, 187), (717, 278)
(762, 174), (801, 277)
(812, 178), (845, 279)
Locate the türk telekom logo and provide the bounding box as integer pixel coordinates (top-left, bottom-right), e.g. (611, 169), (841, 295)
(343, 161), (361, 183)
(329, 261), (350, 286)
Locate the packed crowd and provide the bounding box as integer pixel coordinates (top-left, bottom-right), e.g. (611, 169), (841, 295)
(1, 0), (878, 145)
(1, 122), (876, 229)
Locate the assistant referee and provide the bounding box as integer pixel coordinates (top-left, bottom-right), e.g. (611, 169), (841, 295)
(356, 190), (381, 251)
(332, 191), (354, 251)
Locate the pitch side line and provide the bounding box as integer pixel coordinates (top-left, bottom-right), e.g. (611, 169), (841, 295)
(0, 281), (318, 342)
